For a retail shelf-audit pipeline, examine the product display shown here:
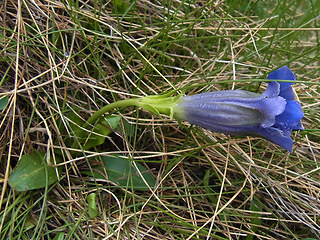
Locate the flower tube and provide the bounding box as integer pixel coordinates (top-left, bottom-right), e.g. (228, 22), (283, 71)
(173, 66), (304, 152)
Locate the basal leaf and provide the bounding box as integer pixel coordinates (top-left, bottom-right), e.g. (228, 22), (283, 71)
(116, 117), (135, 137)
(0, 96), (8, 110)
(53, 232), (65, 240)
(66, 112), (121, 150)
(86, 155), (156, 191)
(82, 115), (121, 150)
(113, 0), (130, 14)
(86, 192), (99, 218)
(8, 151), (60, 191)
(246, 196), (263, 240)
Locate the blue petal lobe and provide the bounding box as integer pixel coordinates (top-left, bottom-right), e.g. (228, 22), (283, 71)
(278, 87), (295, 101)
(261, 81), (280, 98)
(267, 65), (296, 91)
(257, 127), (294, 153)
(259, 96), (286, 127)
(292, 122), (303, 130)
(275, 101), (304, 129)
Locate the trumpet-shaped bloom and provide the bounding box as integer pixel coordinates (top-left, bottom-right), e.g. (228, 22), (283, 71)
(173, 66), (304, 152)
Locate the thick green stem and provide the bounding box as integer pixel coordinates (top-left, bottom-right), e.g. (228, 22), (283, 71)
(85, 94), (181, 128)
(86, 98), (140, 125)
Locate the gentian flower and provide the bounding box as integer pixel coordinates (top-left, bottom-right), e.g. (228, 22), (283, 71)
(172, 66), (304, 152)
(90, 66), (303, 152)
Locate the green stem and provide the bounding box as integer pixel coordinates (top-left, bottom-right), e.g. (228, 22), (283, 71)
(86, 93), (180, 128)
(86, 98), (140, 125)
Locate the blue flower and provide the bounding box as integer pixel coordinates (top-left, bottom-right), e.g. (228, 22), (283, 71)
(174, 66), (304, 152)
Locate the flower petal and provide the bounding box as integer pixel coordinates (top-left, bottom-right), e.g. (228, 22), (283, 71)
(267, 65), (296, 90)
(261, 81), (280, 98)
(275, 101), (304, 129)
(182, 103), (262, 126)
(292, 122), (303, 131)
(259, 96), (286, 127)
(278, 87), (295, 101)
(256, 127), (294, 153)
(180, 90), (260, 103)
(177, 87), (287, 129)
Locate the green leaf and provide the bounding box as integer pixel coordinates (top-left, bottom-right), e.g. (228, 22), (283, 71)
(82, 116), (121, 150)
(0, 96), (8, 110)
(66, 112), (121, 150)
(246, 196), (262, 240)
(116, 117), (135, 137)
(86, 193), (99, 218)
(23, 214), (37, 230)
(8, 151), (60, 191)
(53, 232), (65, 240)
(203, 170), (217, 203)
(113, 0), (130, 14)
(86, 155), (156, 191)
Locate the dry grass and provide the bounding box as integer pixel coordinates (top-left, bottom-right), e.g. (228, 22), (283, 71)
(0, 0), (320, 239)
